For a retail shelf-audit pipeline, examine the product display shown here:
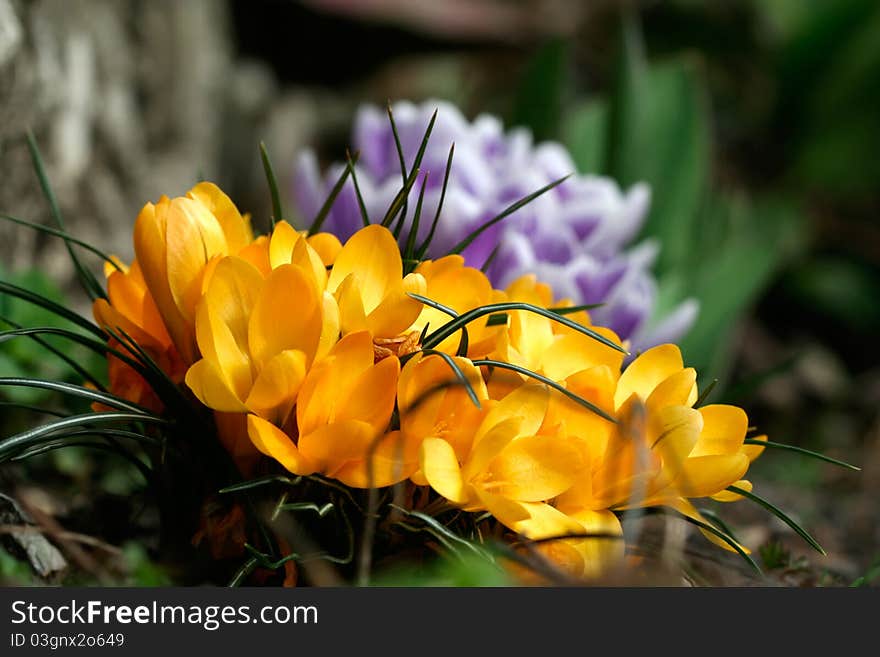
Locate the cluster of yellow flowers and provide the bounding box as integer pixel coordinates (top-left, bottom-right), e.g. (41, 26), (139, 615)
(93, 182), (766, 579)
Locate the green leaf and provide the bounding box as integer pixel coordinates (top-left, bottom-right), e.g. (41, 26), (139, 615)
(0, 377), (157, 416)
(727, 485), (826, 555)
(417, 297), (627, 355)
(472, 359), (616, 424)
(0, 214), (122, 271)
(25, 132), (106, 300)
(415, 143), (455, 261)
(419, 349), (481, 410)
(744, 438), (860, 471)
(308, 152), (359, 236)
(260, 141), (284, 230)
(448, 175), (570, 256)
(0, 279), (106, 339)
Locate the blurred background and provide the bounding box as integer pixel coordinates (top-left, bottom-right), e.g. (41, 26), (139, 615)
(1, 0), (877, 585)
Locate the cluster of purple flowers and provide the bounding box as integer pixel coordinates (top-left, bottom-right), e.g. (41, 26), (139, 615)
(293, 100), (697, 352)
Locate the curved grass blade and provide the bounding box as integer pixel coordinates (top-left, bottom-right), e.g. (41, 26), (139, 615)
(0, 377), (156, 416)
(694, 379), (719, 407)
(727, 484), (826, 555)
(0, 412), (168, 461)
(415, 142), (455, 261)
(0, 315), (105, 391)
(403, 173), (428, 265)
(218, 475), (303, 495)
(390, 505), (494, 561)
(417, 298), (628, 355)
(392, 109), (438, 240)
(0, 327), (142, 373)
(697, 508), (741, 545)
(548, 303), (605, 314)
(664, 507), (762, 575)
(345, 149), (371, 228)
(228, 557), (259, 587)
(419, 349), (481, 410)
(25, 131), (105, 301)
(480, 243), (501, 274)
(13, 439), (153, 483)
(308, 152), (359, 236)
(259, 141), (283, 231)
(380, 166), (420, 229)
(448, 174), (570, 256)
(0, 401), (65, 417)
(0, 214), (123, 271)
(408, 293), (470, 358)
(744, 438), (860, 471)
(0, 280), (106, 338)
(472, 359), (616, 423)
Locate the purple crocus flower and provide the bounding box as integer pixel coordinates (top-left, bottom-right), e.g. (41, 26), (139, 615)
(292, 99), (698, 353)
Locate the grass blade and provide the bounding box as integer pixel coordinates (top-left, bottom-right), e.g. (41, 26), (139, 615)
(472, 359), (616, 423)
(25, 131), (105, 300)
(0, 315), (105, 390)
(260, 141), (283, 230)
(0, 280), (106, 338)
(408, 292), (470, 358)
(419, 349), (481, 410)
(403, 173), (428, 266)
(0, 377), (157, 416)
(380, 167), (420, 228)
(744, 438), (860, 471)
(345, 149), (371, 228)
(308, 153), (359, 236)
(416, 297), (628, 355)
(0, 214), (123, 271)
(392, 109), (438, 240)
(448, 174), (570, 256)
(415, 143), (455, 261)
(727, 485), (826, 555)
(0, 411), (168, 461)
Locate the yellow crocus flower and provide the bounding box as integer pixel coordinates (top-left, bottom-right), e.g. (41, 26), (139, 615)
(326, 224), (426, 339)
(133, 182), (255, 364)
(247, 331), (418, 487)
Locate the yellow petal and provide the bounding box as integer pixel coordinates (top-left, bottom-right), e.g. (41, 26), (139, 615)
(165, 196), (228, 324)
(193, 258), (262, 405)
(307, 232), (343, 267)
(333, 430), (419, 488)
(297, 419), (377, 475)
(185, 358), (248, 413)
(335, 354), (399, 433)
(614, 344), (684, 410)
(462, 416), (523, 483)
(327, 224), (402, 312)
(742, 434), (767, 462)
(477, 491), (583, 540)
(541, 330), (624, 382)
(474, 383), (548, 446)
(674, 453), (750, 498)
(711, 479), (753, 502)
(247, 414), (316, 475)
(237, 236), (272, 278)
(650, 405), (703, 480)
(334, 274), (369, 335)
(316, 291), (340, 361)
(134, 199), (195, 363)
(268, 220), (300, 269)
(671, 498), (751, 554)
(244, 349), (307, 425)
(248, 264), (322, 370)
(420, 437), (468, 504)
(364, 273), (426, 338)
(187, 181), (253, 253)
(296, 331), (374, 435)
(646, 367), (698, 412)
(691, 404), (749, 457)
(486, 434), (586, 502)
